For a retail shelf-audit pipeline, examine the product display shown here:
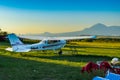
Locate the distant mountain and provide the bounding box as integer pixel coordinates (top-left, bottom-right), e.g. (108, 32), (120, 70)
(78, 23), (120, 36)
(25, 23), (120, 36)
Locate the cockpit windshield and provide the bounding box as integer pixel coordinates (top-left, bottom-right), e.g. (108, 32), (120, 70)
(43, 40), (60, 44)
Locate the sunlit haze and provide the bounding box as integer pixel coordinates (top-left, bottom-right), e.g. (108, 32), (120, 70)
(0, 0), (120, 34)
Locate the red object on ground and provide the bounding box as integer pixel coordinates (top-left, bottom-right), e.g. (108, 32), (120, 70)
(113, 68), (120, 74)
(99, 61), (113, 73)
(81, 62), (99, 73)
(81, 61), (120, 74)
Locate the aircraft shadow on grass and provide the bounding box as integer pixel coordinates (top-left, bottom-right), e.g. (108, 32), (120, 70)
(21, 54), (114, 63)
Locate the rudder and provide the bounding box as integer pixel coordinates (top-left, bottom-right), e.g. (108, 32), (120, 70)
(7, 33), (23, 46)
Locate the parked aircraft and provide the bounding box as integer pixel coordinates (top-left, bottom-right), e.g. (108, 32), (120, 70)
(6, 33), (96, 54)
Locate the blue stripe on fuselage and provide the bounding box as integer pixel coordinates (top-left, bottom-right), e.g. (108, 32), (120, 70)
(43, 43), (64, 48)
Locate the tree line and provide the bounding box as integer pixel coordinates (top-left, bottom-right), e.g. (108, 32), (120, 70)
(0, 28), (120, 42)
(0, 28), (8, 41)
(70, 38), (120, 43)
(0, 28), (8, 36)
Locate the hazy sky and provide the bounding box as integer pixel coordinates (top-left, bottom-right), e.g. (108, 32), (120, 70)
(0, 0), (120, 34)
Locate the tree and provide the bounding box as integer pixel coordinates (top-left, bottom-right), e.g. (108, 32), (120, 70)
(0, 28), (8, 36)
(0, 28), (1, 32)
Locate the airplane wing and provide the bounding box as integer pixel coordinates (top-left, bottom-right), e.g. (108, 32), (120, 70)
(20, 35), (96, 40)
(50, 36), (96, 40)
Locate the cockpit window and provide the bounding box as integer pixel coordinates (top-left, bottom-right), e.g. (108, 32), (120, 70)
(44, 41), (47, 44)
(47, 40), (60, 44)
(31, 46), (38, 49)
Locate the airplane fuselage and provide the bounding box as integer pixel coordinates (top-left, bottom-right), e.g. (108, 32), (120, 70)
(30, 39), (66, 50)
(15, 39), (66, 51)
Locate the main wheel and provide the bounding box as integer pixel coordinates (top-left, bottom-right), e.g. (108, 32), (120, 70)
(58, 49), (62, 55)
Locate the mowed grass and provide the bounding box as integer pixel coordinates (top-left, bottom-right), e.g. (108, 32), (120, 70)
(0, 41), (120, 80)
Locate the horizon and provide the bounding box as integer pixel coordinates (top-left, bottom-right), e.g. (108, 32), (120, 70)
(18, 23), (120, 35)
(0, 0), (120, 34)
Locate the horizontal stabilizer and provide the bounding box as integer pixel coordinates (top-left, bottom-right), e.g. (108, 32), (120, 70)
(15, 48), (31, 52)
(6, 47), (13, 51)
(6, 47), (31, 52)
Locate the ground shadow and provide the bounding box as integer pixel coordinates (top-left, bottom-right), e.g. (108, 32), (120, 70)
(22, 53), (114, 63)
(0, 55), (84, 80)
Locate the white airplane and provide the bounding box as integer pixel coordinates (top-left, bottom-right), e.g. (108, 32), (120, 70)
(6, 33), (96, 53)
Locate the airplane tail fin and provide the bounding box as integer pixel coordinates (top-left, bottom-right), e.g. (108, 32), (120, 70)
(7, 33), (23, 46)
(7, 33), (31, 52)
(7, 33), (24, 51)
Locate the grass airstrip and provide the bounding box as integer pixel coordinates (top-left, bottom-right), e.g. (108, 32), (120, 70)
(0, 41), (120, 80)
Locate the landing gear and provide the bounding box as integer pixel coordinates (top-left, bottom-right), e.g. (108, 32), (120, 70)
(58, 49), (62, 55)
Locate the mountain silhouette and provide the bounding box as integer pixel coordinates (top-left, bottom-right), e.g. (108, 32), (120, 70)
(80, 23), (120, 36)
(31, 23), (120, 36)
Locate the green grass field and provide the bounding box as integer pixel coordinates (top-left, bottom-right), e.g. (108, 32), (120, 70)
(0, 41), (120, 80)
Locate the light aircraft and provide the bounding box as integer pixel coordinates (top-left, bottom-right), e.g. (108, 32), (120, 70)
(6, 33), (96, 54)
